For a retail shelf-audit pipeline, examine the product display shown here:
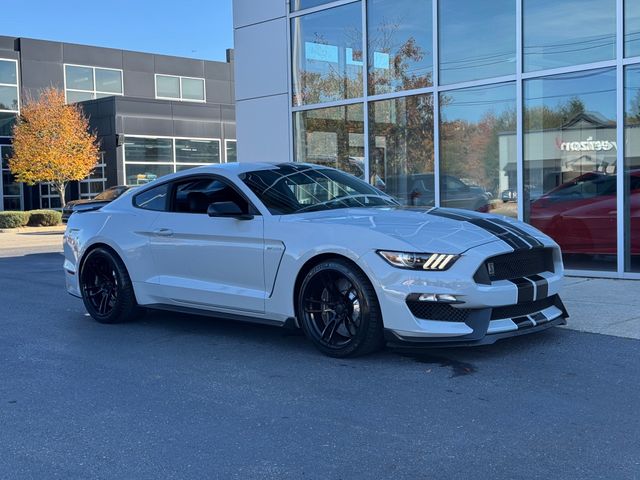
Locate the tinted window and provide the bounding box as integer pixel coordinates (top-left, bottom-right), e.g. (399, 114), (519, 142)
(171, 177), (249, 214)
(65, 65), (94, 90)
(134, 183), (169, 211)
(95, 68), (123, 94)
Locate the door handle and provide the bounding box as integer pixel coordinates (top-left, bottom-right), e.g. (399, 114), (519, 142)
(153, 228), (174, 237)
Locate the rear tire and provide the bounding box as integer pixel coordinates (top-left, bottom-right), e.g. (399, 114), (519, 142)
(79, 247), (142, 324)
(298, 259), (383, 358)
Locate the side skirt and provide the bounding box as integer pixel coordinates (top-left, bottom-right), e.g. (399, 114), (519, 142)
(145, 303), (298, 330)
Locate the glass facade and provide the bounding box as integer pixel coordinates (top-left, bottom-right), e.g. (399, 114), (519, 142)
(439, 0), (515, 84)
(288, 0), (640, 276)
(1, 145), (22, 211)
(64, 65), (123, 102)
(123, 136), (228, 186)
(523, 0), (616, 72)
(0, 59), (19, 113)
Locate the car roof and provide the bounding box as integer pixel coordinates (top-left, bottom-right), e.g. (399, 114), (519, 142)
(170, 162), (328, 176)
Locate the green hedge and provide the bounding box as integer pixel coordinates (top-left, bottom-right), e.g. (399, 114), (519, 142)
(0, 211), (30, 229)
(27, 209), (62, 227)
(0, 210), (62, 229)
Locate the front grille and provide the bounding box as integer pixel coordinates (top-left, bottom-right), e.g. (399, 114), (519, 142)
(406, 301), (470, 323)
(490, 295), (558, 320)
(474, 248), (554, 284)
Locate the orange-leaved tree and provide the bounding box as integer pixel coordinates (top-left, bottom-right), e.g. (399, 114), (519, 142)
(9, 88), (99, 207)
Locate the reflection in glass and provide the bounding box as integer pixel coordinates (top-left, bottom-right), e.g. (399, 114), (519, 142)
(291, 3), (363, 106)
(66, 90), (94, 104)
(523, 0), (615, 72)
(439, 0), (515, 85)
(65, 65), (94, 91)
(0, 60), (17, 85)
(226, 140), (237, 162)
(0, 112), (15, 136)
(369, 94), (434, 204)
(293, 104), (365, 178)
(181, 78), (205, 101)
(124, 137), (173, 163)
(156, 75), (180, 99)
(524, 68), (617, 271)
(367, 0), (432, 95)
(125, 164), (174, 186)
(0, 86), (18, 111)
(95, 68), (122, 94)
(624, 65), (640, 272)
(175, 139), (220, 163)
(2, 170), (21, 196)
(1, 145), (13, 169)
(291, 0), (335, 11)
(626, 0), (640, 58)
(440, 83), (516, 215)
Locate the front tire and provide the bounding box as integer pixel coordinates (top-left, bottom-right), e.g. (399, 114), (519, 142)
(298, 260), (383, 358)
(79, 247), (142, 324)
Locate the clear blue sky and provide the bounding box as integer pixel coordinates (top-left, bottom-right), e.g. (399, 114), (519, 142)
(3, 0), (234, 62)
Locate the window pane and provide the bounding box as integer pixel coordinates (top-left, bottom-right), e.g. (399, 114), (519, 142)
(156, 75), (180, 98)
(291, 3), (363, 106)
(226, 140), (237, 162)
(65, 65), (94, 91)
(124, 137), (173, 163)
(367, 0), (432, 95)
(95, 68), (122, 94)
(66, 90), (94, 103)
(134, 183), (169, 210)
(626, 0), (640, 58)
(181, 78), (205, 101)
(439, 0), (515, 85)
(293, 104), (365, 178)
(524, 0), (615, 72)
(625, 65), (640, 272)
(440, 83), (516, 216)
(291, 0), (334, 11)
(0, 60), (17, 85)
(0, 86), (18, 111)
(2, 170), (21, 196)
(126, 164), (174, 186)
(0, 112), (16, 136)
(524, 68), (617, 271)
(175, 139), (220, 163)
(369, 94), (434, 204)
(2, 145), (13, 169)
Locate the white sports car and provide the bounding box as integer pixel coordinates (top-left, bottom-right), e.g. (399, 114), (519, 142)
(64, 163), (568, 357)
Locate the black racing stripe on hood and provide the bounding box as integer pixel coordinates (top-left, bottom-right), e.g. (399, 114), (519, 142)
(489, 218), (544, 248)
(426, 209), (530, 251)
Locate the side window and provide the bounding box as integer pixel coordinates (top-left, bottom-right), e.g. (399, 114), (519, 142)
(171, 177), (250, 214)
(134, 183), (169, 211)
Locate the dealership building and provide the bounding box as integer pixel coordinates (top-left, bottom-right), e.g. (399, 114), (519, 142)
(0, 36), (236, 211)
(232, 0), (640, 278)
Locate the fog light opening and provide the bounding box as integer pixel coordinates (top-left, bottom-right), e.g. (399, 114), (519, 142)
(418, 293), (460, 303)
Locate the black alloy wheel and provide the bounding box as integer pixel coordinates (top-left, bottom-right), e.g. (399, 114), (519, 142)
(80, 247), (141, 324)
(298, 259), (383, 358)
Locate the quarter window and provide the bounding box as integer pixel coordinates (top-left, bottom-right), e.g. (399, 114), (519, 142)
(134, 183), (169, 211)
(64, 64), (123, 103)
(155, 75), (205, 102)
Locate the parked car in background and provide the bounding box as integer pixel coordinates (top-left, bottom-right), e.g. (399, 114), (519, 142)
(502, 189), (517, 203)
(62, 186), (130, 223)
(386, 173), (491, 212)
(530, 171), (640, 256)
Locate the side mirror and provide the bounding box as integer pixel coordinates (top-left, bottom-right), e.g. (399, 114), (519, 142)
(207, 201), (254, 220)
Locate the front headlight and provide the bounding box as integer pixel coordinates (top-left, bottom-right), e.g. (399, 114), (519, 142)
(377, 251), (459, 271)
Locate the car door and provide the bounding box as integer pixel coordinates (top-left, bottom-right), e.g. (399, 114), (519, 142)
(148, 175), (266, 314)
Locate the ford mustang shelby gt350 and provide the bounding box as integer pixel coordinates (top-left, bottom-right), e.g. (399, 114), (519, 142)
(64, 163), (568, 357)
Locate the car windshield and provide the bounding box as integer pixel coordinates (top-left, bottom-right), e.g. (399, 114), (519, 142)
(241, 164), (398, 215)
(94, 187), (128, 201)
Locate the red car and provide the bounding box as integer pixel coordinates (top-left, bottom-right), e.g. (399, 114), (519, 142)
(529, 171), (640, 256)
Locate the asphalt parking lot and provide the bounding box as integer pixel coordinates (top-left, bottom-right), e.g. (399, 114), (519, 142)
(1, 251), (639, 479)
